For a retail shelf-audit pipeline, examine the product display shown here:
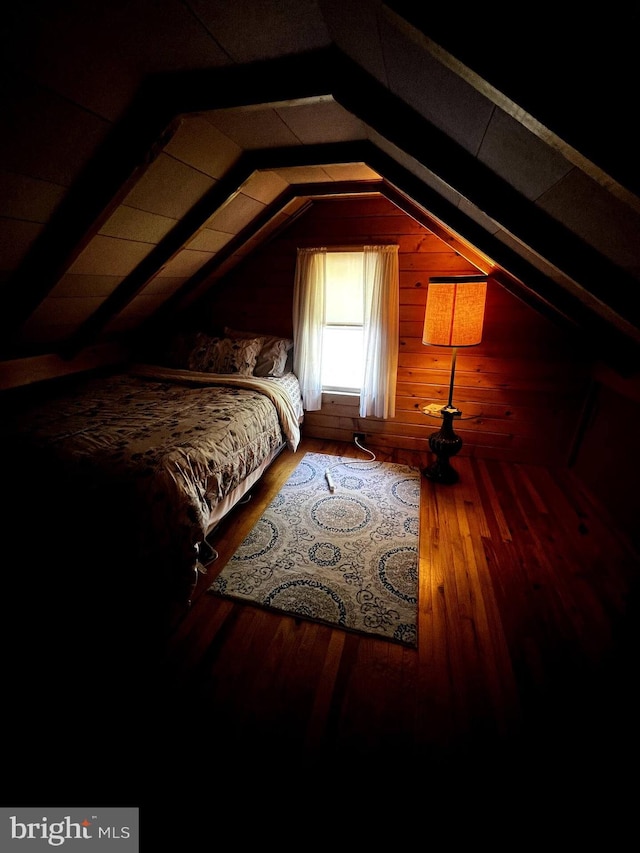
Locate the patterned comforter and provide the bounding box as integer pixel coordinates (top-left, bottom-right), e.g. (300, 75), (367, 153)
(4, 365), (302, 587)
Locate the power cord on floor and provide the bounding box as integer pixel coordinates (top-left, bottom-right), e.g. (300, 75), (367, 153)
(325, 435), (377, 492)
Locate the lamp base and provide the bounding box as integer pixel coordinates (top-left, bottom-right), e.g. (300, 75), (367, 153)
(422, 408), (463, 485)
(423, 458), (460, 485)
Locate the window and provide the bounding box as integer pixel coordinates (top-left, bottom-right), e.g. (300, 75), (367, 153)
(293, 245), (399, 418)
(321, 252), (365, 393)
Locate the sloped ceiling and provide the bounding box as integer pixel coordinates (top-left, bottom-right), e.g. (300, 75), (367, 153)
(2, 1), (639, 373)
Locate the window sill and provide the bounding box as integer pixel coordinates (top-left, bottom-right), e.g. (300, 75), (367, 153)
(322, 389), (360, 402)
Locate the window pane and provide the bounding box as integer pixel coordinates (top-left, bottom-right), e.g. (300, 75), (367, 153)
(325, 252), (363, 324)
(322, 326), (364, 390)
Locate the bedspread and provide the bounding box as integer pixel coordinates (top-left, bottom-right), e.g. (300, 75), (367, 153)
(4, 366), (302, 587)
(130, 363), (301, 449)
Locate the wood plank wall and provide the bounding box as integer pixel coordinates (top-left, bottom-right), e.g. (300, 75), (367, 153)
(201, 196), (592, 466)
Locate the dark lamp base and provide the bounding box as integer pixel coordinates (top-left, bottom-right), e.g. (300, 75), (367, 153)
(423, 459), (460, 484)
(422, 408), (463, 485)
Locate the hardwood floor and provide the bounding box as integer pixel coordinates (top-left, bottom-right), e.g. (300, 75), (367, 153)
(6, 433), (636, 835)
(160, 436), (639, 802)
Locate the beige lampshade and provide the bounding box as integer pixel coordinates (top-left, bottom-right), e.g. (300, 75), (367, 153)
(422, 277), (487, 347)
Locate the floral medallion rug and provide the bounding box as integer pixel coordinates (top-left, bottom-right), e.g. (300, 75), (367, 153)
(208, 452), (420, 647)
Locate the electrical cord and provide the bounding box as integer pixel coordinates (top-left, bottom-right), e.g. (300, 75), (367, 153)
(325, 436), (377, 492)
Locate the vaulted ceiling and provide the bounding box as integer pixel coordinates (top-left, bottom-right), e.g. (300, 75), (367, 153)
(2, 2), (639, 374)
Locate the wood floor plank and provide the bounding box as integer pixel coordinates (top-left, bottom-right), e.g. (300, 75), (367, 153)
(476, 457), (513, 541)
(303, 627), (346, 752)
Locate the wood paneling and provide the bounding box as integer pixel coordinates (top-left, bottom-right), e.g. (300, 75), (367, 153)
(203, 195), (591, 465)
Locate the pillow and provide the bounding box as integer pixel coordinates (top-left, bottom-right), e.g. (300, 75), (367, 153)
(224, 326), (293, 377)
(164, 330), (211, 370)
(193, 335), (264, 375)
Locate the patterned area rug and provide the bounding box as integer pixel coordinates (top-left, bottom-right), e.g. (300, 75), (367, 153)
(208, 451), (420, 646)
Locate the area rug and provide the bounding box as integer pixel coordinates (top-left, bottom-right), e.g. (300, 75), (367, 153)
(208, 451), (420, 646)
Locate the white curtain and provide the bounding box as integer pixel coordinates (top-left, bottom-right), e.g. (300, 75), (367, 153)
(292, 247), (326, 411)
(293, 245), (399, 418)
(361, 244), (399, 418)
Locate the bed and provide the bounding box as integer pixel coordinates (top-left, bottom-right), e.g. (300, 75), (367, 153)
(2, 329), (303, 607)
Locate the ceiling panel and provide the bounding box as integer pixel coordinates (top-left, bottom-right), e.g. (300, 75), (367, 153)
(188, 0), (330, 63)
(143, 276), (189, 297)
(202, 194), (268, 235)
(3, 0), (232, 122)
(186, 230), (234, 253)
(0, 171), (66, 223)
(1, 74), (111, 186)
(275, 101), (369, 144)
(98, 206), (178, 244)
(50, 274), (124, 299)
(23, 295), (104, 332)
(67, 237), (153, 278)
(381, 20), (494, 154)
(320, 164), (381, 181)
(160, 249), (216, 278)
(0, 220), (45, 271)
(122, 154), (216, 220)
(204, 108), (304, 150)
(537, 170), (640, 273)
(107, 294), (169, 330)
(238, 171), (290, 204)
(166, 115), (243, 179)
(478, 109), (574, 201)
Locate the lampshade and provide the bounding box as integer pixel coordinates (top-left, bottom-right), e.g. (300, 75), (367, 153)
(422, 276), (487, 347)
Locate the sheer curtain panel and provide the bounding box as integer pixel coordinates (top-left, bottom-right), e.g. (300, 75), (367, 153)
(360, 244), (399, 418)
(292, 248), (326, 411)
